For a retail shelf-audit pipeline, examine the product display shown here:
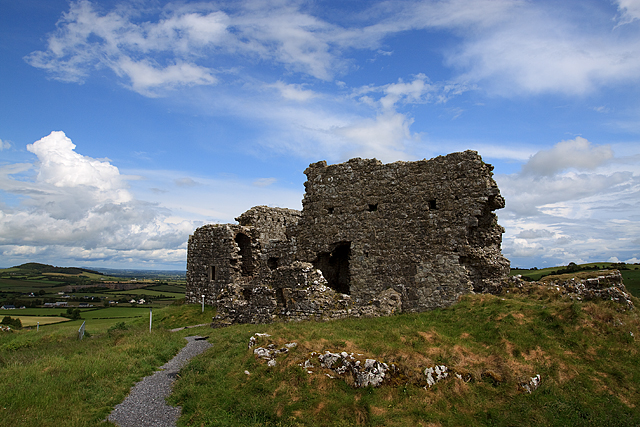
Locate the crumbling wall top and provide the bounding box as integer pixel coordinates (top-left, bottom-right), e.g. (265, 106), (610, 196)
(235, 205), (301, 243)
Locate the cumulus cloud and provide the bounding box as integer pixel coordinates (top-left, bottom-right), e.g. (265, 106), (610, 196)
(522, 137), (614, 176)
(27, 131), (131, 201)
(0, 139), (11, 151)
(0, 131), (195, 267)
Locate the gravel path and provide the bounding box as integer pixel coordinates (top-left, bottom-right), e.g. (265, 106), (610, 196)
(108, 336), (212, 427)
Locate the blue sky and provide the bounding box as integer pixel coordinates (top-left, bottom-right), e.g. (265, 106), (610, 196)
(1, 0), (639, 270)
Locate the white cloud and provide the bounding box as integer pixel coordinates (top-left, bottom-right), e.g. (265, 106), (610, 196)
(269, 81), (318, 102)
(25, 0), (640, 99)
(24, 0), (346, 94)
(115, 58), (216, 96)
(515, 229), (555, 240)
(0, 131), (196, 267)
(26, 131), (130, 201)
(497, 137), (640, 267)
(332, 111), (417, 161)
(444, 1), (640, 95)
(25, 0), (223, 95)
(615, 0), (640, 25)
(522, 137), (614, 176)
(0, 139), (11, 151)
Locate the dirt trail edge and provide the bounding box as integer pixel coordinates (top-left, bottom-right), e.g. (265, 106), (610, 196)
(108, 335), (212, 427)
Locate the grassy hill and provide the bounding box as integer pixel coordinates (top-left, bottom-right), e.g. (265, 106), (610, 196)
(7, 262), (103, 276)
(3, 277), (638, 426)
(167, 282), (640, 427)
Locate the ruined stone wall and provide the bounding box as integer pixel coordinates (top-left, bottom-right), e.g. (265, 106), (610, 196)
(186, 150), (510, 324)
(296, 151), (509, 312)
(186, 207), (300, 307)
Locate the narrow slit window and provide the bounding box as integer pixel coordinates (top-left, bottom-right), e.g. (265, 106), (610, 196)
(327, 207), (334, 214)
(208, 265), (216, 281)
(428, 199), (437, 210)
(368, 203), (378, 212)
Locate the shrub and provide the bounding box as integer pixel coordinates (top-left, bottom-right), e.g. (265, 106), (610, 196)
(60, 308), (81, 320)
(1, 316), (22, 329)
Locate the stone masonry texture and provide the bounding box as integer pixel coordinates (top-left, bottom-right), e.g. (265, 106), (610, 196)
(186, 151), (510, 325)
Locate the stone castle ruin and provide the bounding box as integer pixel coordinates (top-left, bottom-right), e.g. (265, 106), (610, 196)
(186, 150), (510, 325)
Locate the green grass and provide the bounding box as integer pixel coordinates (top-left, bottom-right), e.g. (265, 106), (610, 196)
(3, 286), (640, 426)
(169, 288), (640, 427)
(621, 269), (640, 297)
(0, 302), (213, 427)
(79, 306), (151, 319)
(147, 284), (187, 293)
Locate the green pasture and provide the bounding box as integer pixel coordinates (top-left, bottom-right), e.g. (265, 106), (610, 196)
(80, 306), (151, 319)
(621, 268), (640, 297)
(4, 306), (151, 321)
(105, 288), (183, 298)
(144, 283), (185, 293)
(17, 307), (153, 334)
(0, 278), (66, 291)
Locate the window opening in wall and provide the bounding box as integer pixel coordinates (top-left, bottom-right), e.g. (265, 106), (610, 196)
(327, 207), (334, 214)
(428, 199), (438, 210)
(313, 242), (351, 295)
(208, 265), (216, 281)
(235, 233), (254, 276)
(368, 203), (378, 212)
(267, 257), (279, 270)
(275, 288), (285, 307)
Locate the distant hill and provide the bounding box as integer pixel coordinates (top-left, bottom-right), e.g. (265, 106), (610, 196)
(13, 263), (103, 276)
